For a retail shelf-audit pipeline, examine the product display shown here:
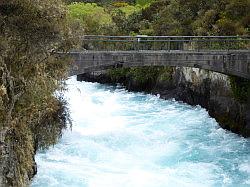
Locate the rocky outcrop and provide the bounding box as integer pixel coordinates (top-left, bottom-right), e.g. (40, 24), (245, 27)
(163, 67), (250, 137)
(77, 67), (250, 137)
(0, 128), (37, 187)
(0, 97), (70, 186)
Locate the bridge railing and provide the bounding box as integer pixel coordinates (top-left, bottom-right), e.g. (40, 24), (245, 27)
(80, 35), (250, 51)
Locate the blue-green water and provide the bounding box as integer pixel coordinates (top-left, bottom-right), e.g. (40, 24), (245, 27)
(32, 77), (250, 187)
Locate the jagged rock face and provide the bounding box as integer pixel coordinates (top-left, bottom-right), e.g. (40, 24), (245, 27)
(0, 128), (37, 187)
(169, 67), (250, 137)
(0, 128), (19, 187)
(0, 128), (8, 186)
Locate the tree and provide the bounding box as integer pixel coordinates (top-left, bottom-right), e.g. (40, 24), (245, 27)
(68, 2), (112, 34)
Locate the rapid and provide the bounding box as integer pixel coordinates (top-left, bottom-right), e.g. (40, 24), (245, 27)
(31, 77), (250, 187)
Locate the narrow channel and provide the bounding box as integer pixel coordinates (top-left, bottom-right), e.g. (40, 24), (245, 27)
(31, 77), (250, 187)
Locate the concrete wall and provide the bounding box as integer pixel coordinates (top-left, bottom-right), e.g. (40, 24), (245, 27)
(69, 50), (250, 79)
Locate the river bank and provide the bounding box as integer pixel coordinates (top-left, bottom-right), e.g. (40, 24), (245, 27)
(77, 67), (250, 138)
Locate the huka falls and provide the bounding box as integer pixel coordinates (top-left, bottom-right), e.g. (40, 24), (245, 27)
(0, 0), (250, 187)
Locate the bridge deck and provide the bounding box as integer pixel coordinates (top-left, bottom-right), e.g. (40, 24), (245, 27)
(69, 50), (250, 79)
(69, 36), (250, 79)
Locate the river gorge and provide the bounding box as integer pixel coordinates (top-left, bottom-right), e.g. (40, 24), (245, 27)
(31, 77), (250, 187)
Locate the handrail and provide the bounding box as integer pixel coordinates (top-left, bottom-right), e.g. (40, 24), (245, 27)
(79, 35), (250, 51)
(83, 35), (250, 39)
(82, 39), (250, 42)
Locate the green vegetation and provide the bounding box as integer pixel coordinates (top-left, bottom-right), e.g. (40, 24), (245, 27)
(67, 2), (143, 35)
(68, 3), (112, 34)
(117, 4), (142, 16)
(0, 0), (79, 186)
(65, 0), (137, 6)
(127, 67), (171, 84)
(136, 0), (155, 6)
(68, 0), (249, 36)
(230, 76), (250, 103)
(108, 67), (173, 90)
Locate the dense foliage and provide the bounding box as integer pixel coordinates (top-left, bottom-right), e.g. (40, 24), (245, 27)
(0, 0), (79, 186)
(108, 67), (172, 84)
(68, 0), (249, 36)
(67, 2), (144, 34)
(68, 2), (112, 34)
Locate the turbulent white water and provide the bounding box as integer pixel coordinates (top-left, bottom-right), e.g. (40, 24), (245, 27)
(32, 77), (250, 187)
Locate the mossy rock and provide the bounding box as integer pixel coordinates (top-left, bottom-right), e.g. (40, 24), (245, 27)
(229, 76), (250, 103)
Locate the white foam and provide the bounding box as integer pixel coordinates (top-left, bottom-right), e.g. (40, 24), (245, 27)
(32, 76), (250, 187)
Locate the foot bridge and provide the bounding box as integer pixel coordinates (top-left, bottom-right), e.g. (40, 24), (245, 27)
(69, 35), (250, 79)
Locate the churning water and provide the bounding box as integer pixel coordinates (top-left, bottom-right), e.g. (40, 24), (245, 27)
(32, 77), (250, 187)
